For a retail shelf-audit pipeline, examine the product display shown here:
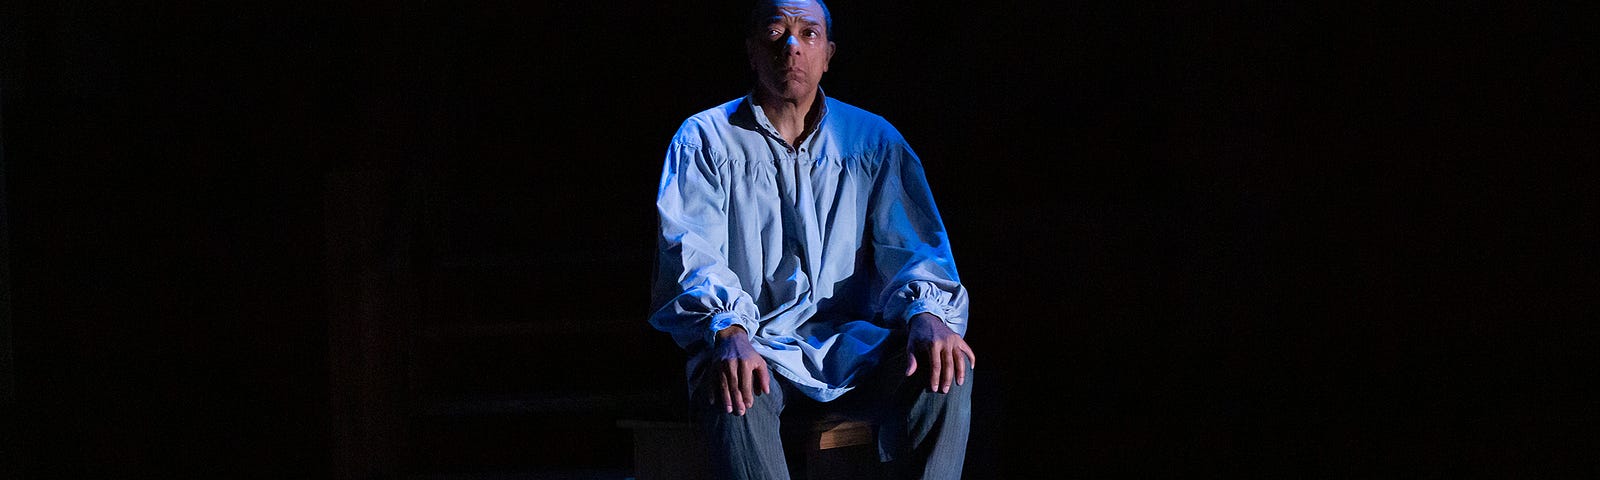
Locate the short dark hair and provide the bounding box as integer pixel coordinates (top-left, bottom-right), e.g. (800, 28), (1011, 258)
(747, 0), (834, 40)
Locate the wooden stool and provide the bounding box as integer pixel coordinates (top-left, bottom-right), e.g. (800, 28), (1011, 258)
(798, 413), (883, 480)
(619, 414), (882, 480)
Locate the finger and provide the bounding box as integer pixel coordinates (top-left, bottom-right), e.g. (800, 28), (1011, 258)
(718, 369), (734, 413)
(738, 364), (754, 413)
(904, 338), (918, 377)
(733, 374), (749, 415)
(756, 364), (771, 396)
(964, 344), (977, 371)
(929, 344), (944, 392)
(941, 347), (955, 393)
(956, 345), (971, 386)
(746, 368), (757, 408)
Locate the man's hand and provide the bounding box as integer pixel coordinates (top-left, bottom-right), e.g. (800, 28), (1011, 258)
(905, 312), (976, 393)
(710, 325), (770, 415)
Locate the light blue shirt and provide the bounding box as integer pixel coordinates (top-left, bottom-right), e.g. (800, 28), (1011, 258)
(650, 91), (969, 402)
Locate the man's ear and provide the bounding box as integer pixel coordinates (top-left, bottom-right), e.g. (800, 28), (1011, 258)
(824, 41), (836, 71)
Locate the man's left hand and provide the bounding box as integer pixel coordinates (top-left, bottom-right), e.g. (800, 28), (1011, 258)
(905, 312), (975, 393)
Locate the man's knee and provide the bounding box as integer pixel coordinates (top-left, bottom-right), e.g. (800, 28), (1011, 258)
(690, 373), (787, 419)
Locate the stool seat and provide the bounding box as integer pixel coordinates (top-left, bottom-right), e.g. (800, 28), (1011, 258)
(619, 414), (884, 480)
(808, 412), (876, 450)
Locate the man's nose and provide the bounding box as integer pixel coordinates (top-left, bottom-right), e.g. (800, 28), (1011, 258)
(783, 34), (800, 52)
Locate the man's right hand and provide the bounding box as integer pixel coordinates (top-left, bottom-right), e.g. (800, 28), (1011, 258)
(710, 325), (770, 415)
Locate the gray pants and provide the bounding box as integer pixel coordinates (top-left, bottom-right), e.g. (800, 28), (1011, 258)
(688, 348), (973, 480)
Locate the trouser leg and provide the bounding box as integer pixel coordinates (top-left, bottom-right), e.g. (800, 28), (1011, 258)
(690, 365), (792, 480)
(869, 351), (975, 480)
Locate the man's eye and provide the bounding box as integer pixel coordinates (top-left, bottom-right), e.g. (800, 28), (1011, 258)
(768, 29), (782, 37)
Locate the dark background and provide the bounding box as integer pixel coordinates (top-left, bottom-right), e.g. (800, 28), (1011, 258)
(2, 1), (1594, 479)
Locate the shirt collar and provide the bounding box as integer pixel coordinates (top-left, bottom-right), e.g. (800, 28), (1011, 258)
(740, 87), (830, 148)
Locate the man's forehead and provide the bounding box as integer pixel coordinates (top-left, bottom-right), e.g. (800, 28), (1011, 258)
(759, 1), (824, 21)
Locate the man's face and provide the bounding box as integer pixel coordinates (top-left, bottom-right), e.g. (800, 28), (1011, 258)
(746, 0), (834, 102)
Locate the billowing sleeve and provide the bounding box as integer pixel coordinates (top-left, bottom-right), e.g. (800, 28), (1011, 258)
(869, 135), (971, 335)
(648, 141), (761, 350)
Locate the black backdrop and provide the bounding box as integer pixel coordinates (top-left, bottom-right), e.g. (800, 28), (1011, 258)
(3, 1), (1593, 479)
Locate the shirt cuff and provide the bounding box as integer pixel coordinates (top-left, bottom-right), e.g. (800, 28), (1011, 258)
(902, 298), (952, 326)
(707, 311), (754, 345)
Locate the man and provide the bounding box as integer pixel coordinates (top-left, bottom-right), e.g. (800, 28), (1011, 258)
(649, 0), (974, 478)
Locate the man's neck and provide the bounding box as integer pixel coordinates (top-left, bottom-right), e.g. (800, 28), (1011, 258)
(756, 89), (819, 147)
